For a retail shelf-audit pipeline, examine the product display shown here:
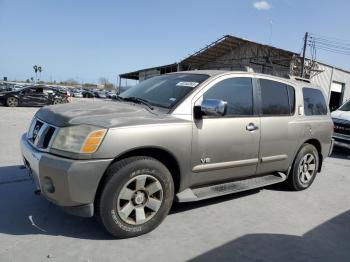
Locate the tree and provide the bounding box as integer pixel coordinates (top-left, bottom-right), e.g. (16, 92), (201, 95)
(83, 83), (98, 89)
(98, 77), (114, 90)
(64, 78), (79, 85)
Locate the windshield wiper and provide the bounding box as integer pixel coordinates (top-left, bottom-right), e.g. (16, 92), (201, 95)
(119, 96), (154, 110)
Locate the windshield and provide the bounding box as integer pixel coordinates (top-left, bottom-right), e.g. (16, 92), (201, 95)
(338, 100), (350, 111)
(119, 73), (210, 109)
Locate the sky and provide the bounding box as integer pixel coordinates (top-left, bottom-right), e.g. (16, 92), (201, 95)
(1, 0), (350, 84)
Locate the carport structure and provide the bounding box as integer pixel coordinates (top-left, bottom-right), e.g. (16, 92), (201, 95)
(119, 35), (299, 83)
(118, 34), (350, 108)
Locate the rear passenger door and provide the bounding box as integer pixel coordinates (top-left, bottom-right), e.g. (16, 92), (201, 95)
(256, 78), (299, 175)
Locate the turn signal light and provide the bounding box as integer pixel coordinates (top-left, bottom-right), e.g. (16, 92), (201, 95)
(81, 129), (107, 153)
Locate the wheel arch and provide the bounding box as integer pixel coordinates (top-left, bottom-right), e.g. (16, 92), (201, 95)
(302, 138), (323, 172)
(95, 146), (182, 202)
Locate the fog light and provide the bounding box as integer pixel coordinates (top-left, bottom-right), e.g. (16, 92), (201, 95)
(42, 177), (55, 193)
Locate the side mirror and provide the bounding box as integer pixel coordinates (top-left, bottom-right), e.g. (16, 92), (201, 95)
(194, 99), (227, 119)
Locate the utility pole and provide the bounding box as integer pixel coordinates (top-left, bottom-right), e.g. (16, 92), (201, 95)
(301, 32), (308, 77)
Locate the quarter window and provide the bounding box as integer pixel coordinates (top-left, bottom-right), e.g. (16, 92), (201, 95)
(303, 88), (328, 115)
(260, 79), (294, 115)
(203, 77), (253, 116)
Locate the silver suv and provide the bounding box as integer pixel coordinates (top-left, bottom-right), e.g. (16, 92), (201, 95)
(21, 71), (334, 238)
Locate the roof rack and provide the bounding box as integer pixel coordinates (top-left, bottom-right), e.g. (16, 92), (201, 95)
(288, 75), (311, 83)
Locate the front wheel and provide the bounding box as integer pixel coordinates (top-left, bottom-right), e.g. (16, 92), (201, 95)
(286, 143), (319, 191)
(6, 97), (19, 107)
(96, 156), (174, 238)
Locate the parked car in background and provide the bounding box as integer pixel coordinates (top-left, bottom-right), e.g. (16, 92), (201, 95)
(0, 85), (68, 107)
(12, 85), (25, 91)
(331, 99), (350, 149)
(82, 90), (95, 98)
(72, 90), (83, 98)
(94, 90), (107, 98)
(21, 71), (333, 238)
(107, 91), (117, 99)
(0, 83), (15, 92)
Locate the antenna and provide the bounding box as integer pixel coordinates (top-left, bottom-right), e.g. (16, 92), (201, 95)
(269, 19), (273, 45)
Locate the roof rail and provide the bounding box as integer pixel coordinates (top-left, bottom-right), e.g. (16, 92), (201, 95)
(288, 75), (311, 83)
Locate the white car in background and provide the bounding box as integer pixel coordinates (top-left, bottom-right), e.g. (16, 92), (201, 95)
(331, 100), (350, 149)
(72, 90), (83, 98)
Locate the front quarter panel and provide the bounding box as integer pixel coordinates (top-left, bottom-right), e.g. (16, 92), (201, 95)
(95, 123), (193, 190)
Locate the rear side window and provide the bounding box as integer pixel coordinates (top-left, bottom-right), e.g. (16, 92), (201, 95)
(259, 79), (295, 115)
(203, 77), (253, 116)
(303, 88), (328, 115)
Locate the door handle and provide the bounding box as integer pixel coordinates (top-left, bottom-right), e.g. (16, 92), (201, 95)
(246, 123), (258, 131)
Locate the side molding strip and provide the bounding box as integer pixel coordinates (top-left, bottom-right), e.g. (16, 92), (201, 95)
(192, 158), (259, 172)
(261, 154), (288, 163)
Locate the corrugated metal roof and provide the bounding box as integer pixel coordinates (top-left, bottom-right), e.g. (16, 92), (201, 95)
(180, 35), (296, 67)
(119, 34), (349, 80)
(119, 34), (298, 80)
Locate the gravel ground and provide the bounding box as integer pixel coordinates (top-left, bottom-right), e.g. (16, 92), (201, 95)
(0, 102), (350, 262)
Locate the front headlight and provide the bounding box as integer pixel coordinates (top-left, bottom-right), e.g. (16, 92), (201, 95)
(51, 125), (107, 154)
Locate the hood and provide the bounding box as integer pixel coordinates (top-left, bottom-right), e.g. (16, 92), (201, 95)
(0, 90), (15, 95)
(331, 110), (350, 122)
(35, 101), (187, 128)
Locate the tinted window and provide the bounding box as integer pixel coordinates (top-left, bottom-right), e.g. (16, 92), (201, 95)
(260, 79), (292, 115)
(25, 88), (36, 94)
(303, 88), (328, 115)
(35, 87), (43, 93)
(203, 77), (253, 116)
(120, 74), (209, 109)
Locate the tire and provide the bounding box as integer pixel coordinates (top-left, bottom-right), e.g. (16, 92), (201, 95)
(286, 143), (319, 191)
(53, 98), (62, 105)
(96, 156), (174, 238)
(6, 97), (19, 107)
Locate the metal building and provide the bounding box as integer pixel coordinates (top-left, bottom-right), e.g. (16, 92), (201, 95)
(119, 35), (350, 111)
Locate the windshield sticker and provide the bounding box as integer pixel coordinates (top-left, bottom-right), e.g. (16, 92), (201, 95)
(169, 97), (176, 102)
(176, 82), (199, 88)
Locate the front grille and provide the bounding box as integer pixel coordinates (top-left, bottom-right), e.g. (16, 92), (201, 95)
(28, 118), (57, 150)
(333, 118), (350, 136)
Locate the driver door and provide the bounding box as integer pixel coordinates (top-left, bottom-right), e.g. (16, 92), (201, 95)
(23, 87), (48, 106)
(191, 76), (260, 186)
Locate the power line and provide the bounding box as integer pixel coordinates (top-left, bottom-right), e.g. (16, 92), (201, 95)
(307, 33), (350, 56)
(309, 33), (350, 44)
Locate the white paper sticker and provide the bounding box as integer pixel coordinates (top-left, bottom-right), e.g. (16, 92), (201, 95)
(176, 82), (199, 88)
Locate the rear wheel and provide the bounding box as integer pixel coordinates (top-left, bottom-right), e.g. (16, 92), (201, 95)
(286, 144), (319, 191)
(96, 156), (174, 238)
(6, 97), (19, 107)
(53, 98), (62, 104)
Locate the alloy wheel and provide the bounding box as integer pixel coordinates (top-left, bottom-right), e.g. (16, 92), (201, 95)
(298, 153), (316, 184)
(117, 174), (163, 225)
(7, 97), (18, 107)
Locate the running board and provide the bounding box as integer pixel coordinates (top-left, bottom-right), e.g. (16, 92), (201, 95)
(176, 172), (287, 202)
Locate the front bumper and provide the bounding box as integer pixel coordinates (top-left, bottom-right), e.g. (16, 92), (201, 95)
(0, 96), (6, 105)
(20, 133), (113, 217)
